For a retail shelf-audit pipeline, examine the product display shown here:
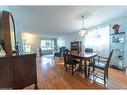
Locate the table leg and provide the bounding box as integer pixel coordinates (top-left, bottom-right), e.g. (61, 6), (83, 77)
(84, 60), (87, 78)
(78, 59), (82, 71)
(34, 82), (39, 89)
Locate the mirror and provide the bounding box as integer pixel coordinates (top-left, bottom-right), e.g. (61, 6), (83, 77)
(1, 10), (16, 56)
(0, 12), (2, 39)
(9, 13), (16, 52)
(0, 11), (5, 54)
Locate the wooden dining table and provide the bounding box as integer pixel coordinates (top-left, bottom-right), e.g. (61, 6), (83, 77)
(70, 52), (97, 78)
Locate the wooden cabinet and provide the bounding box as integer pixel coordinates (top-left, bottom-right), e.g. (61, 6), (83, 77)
(0, 54), (38, 89)
(70, 41), (82, 53)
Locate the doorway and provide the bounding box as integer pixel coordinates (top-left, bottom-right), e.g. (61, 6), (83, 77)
(40, 39), (55, 55)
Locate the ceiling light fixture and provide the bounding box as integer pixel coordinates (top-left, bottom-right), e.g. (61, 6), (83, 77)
(79, 15), (88, 36)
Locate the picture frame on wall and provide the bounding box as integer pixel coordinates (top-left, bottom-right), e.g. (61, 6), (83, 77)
(112, 36), (124, 43)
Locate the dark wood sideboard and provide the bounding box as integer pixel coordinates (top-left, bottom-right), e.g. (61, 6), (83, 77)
(0, 53), (38, 89)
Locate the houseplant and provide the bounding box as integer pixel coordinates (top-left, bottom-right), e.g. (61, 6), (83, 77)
(0, 40), (4, 49)
(0, 40), (6, 56)
(112, 24), (120, 33)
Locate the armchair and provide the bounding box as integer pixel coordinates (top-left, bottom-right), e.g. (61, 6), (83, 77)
(85, 48), (93, 53)
(54, 46), (66, 59)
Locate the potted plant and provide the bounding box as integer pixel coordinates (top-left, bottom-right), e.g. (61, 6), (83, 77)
(0, 40), (6, 56)
(112, 24), (120, 33)
(0, 40), (4, 49)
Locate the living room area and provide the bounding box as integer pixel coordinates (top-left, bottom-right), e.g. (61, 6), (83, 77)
(0, 6), (127, 90)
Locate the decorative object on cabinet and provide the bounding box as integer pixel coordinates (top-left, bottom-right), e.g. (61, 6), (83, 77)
(0, 40), (5, 51)
(0, 45), (6, 56)
(70, 41), (82, 53)
(110, 32), (125, 70)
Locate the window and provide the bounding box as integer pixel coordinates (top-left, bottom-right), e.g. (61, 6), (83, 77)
(41, 40), (54, 50)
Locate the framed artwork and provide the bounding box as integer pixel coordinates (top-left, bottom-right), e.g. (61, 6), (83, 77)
(112, 36), (124, 43)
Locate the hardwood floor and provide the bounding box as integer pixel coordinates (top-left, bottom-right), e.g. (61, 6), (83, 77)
(26, 55), (127, 89)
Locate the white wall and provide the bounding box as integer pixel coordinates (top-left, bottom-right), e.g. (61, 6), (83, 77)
(22, 32), (41, 53)
(57, 28), (109, 57)
(15, 21), (23, 53)
(57, 32), (84, 49)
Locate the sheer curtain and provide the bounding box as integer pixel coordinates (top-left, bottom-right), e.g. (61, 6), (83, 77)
(85, 25), (110, 57)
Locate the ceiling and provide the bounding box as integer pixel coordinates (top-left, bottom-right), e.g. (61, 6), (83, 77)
(8, 6), (127, 38)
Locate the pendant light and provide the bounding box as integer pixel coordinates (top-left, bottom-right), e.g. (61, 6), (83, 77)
(79, 15), (88, 36)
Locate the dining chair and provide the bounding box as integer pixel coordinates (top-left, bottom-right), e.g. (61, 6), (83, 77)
(83, 48), (94, 69)
(63, 49), (79, 75)
(85, 48), (93, 53)
(88, 50), (113, 84)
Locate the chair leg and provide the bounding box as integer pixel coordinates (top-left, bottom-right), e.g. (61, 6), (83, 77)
(72, 64), (74, 75)
(106, 70), (108, 79)
(84, 64), (88, 78)
(104, 72), (106, 84)
(65, 64), (67, 71)
(88, 65), (90, 77)
(92, 66), (95, 72)
(79, 59), (82, 71)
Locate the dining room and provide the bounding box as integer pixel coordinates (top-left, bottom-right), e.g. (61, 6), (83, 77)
(0, 6), (127, 90)
(36, 21), (127, 89)
(55, 15), (127, 88)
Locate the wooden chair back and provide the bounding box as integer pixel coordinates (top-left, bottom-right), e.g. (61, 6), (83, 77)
(105, 50), (113, 69)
